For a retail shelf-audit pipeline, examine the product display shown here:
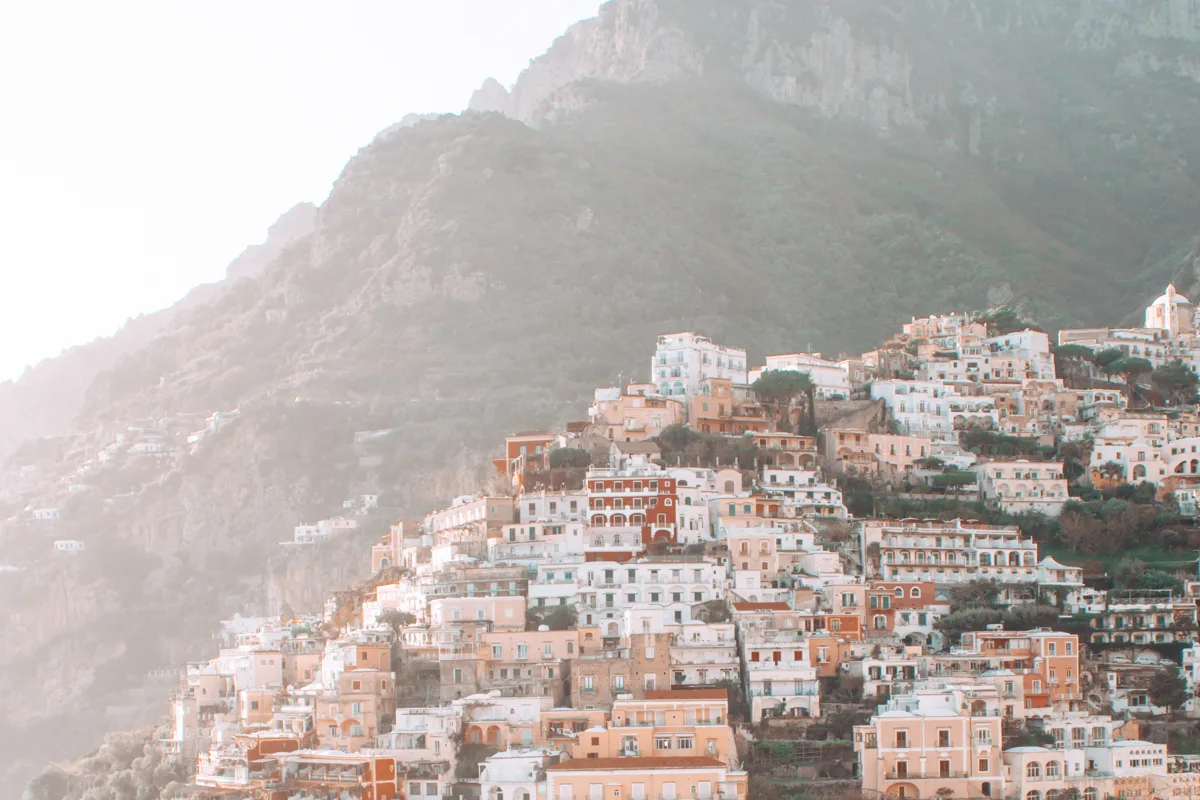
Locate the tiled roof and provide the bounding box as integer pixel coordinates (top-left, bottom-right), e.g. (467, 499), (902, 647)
(547, 757), (726, 772)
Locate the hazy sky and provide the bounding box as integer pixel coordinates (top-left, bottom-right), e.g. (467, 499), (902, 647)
(0, 1), (601, 382)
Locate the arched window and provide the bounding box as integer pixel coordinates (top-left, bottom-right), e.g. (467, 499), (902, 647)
(980, 553), (992, 566)
(873, 615), (887, 629)
(1026, 793), (1041, 800)
(894, 587), (904, 597)
(723, 480), (735, 493)
(1045, 762), (1060, 779)
(910, 587), (921, 598)
(685, 497), (693, 505)
(1027, 762), (1041, 779)
(1084, 789), (1098, 800)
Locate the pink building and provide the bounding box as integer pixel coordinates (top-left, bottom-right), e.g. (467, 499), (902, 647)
(855, 692), (1005, 800)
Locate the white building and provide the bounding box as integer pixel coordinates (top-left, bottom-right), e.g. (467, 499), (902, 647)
(666, 621), (740, 687)
(517, 491), (589, 524)
(53, 539), (86, 553)
(652, 332), (748, 400)
(478, 747), (559, 800)
(974, 460), (1069, 517)
(864, 518), (1051, 584)
(740, 629), (820, 720)
(751, 353), (851, 399)
(871, 380), (999, 442)
(1090, 414), (1170, 483)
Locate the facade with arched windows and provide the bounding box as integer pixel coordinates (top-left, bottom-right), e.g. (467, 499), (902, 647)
(974, 460), (1069, 517)
(1003, 739), (1167, 800)
(867, 519), (1065, 586)
(587, 463), (678, 549)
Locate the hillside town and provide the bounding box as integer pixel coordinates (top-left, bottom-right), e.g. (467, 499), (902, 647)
(50, 286), (1200, 800)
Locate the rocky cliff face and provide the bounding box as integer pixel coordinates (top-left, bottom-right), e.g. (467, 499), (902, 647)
(473, 0), (1200, 130)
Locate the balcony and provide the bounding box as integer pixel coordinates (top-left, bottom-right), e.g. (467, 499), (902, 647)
(885, 771), (969, 780)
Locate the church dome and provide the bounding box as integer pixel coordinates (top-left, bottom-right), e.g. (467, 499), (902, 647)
(1152, 284), (1191, 306)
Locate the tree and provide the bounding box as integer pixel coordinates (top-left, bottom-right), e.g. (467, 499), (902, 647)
(548, 447), (591, 468)
(1095, 348), (1126, 371)
(1115, 357), (1153, 406)
(1153, 360), (1199, 406)
(1148, 670), (1189, 709)
(656, 424), (703, 454)
(1113, 558), (1148, 589)
(1097, 460), (1125, 481)
(378, 609), (416, 634)
(950, 580), (1002, 608)
(1057, 512), (1103, 553)
(527, 604), (577, 631)
(977, 307), (1043, 336)
(1053, 344), (1096, 387)
(752, 369), (816, 434)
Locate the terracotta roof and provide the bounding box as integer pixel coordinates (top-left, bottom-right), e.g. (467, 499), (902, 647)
(732, 602), (791, 611)
(547, 757), (726, 772)
(644, 689), (728, 701)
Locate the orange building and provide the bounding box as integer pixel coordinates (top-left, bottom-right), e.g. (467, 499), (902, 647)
(570, 689), (736, 765)
(546, 756), (747, 800)
(689, 378), (770, 435)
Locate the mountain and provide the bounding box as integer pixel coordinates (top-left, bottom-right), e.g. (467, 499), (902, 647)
(7, 0), (1200, 795)
(0, 203), (317, 462)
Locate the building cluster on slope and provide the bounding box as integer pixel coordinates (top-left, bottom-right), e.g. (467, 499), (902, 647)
(153, 289), (1200, 800)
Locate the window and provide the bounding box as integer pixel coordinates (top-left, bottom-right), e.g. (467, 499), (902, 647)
(517, 644), (528, 659)
(582, 675), (594, 691)
(1026, 762), (1041, 779)
(910, 587), (921, 598)
(677, 736), (694, 750)
(938, 729), (950, 747)
(939, 760), (951, 778)
(979, 757), (990, 772)
(492, 645), (503, 659)
(655, 736), (673, 750)
(614, 676), (625, 691)
(453, 668), (462, 683)
(1046, 762), (1060, 779)
(895, 730), (908, 748)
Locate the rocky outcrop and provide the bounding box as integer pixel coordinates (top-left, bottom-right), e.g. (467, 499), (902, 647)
(225, 202), (317, 281)
(468, 78), (510, 114)
(479, 0), (1200, 129)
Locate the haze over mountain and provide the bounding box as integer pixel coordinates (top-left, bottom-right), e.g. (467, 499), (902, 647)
(5, 0), (1200, 797)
